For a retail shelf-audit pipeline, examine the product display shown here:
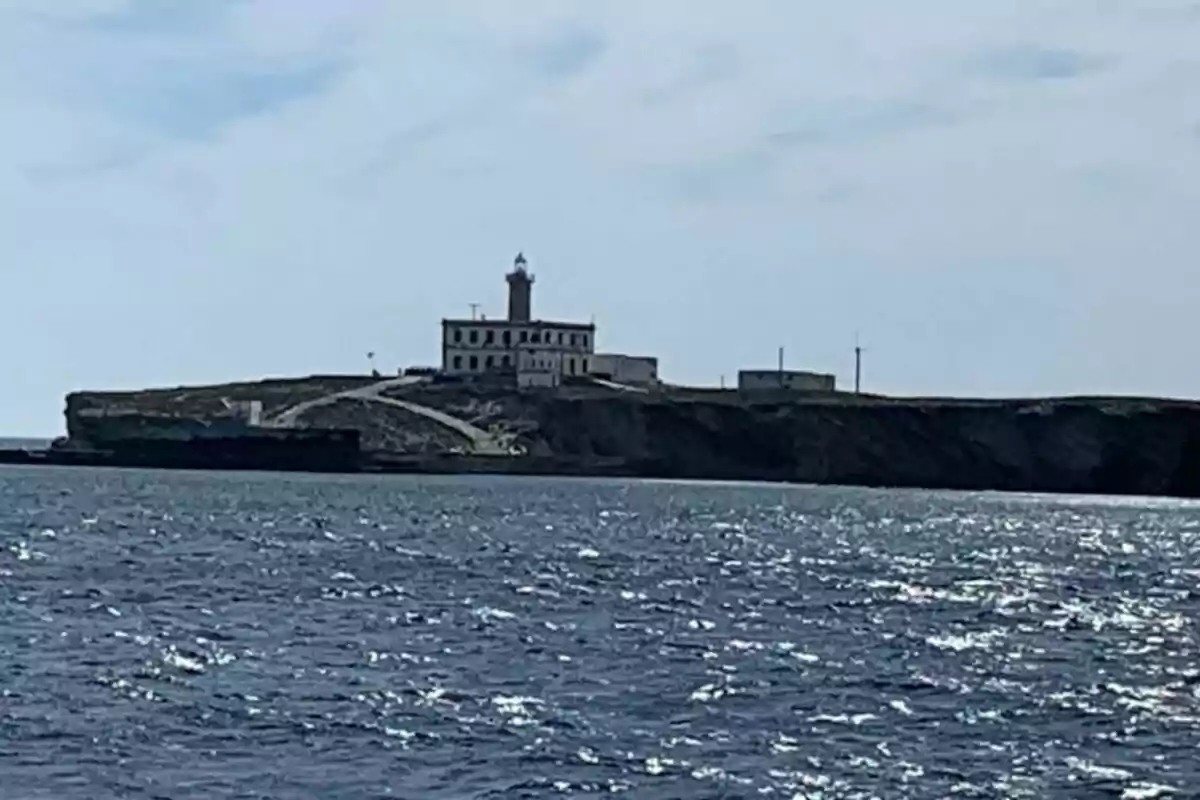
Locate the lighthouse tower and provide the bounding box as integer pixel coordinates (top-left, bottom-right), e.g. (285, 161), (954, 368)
(506, 252), (534, 322)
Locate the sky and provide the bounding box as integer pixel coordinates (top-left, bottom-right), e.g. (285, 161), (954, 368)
(4, 0), (1200, 435)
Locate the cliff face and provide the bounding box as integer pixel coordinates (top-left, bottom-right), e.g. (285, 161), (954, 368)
(518, 395), (1200, 496)
(60, 378), (1200, 497)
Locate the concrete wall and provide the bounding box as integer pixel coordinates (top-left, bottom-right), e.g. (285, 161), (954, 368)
(589, 353), (659, 386)
(738, 369), (836, 392)
(62, 422), (361, 472)
(518, 370), (560, 388)
(517, 348), (576, 387)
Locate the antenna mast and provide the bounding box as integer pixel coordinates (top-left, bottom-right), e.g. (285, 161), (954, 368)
(854, 333), (864, 394)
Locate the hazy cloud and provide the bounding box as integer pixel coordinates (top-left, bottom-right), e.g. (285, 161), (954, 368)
(638, 44), (741, 106)
(970, 45), (1110, 82)
(767, 100), (958, 148)
(520, 26), (607, 79)
(80, 0), (237, 35)
(105, 62), (343, 140)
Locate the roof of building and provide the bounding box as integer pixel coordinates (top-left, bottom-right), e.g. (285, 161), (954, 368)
(594, 353), (658, 364)
(739, 368), (835, 378)
(442, 318), (595, 331)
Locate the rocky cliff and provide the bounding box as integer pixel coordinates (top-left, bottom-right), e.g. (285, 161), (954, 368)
(60, 377), (1200, 497)
(527, 394), (1200, 496)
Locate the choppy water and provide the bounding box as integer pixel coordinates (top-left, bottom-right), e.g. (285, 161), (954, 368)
(2, 467), (1199, 799)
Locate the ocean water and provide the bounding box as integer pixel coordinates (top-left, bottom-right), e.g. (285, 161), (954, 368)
(2, 467), (1198, 799)
(0, 437), (51, 449)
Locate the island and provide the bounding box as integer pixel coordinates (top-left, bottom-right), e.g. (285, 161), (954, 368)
(5, 372), (1200, 499)
(8, 254), (1200, 497)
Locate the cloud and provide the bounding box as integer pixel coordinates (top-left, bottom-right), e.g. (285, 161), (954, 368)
(519, 26), (607, 79)
(969, 45), (1110, 82)
(766, 100), (958, 148)
(0, 0), (126, 22)
(79, 0), (238, 35)
(100, 61), (342, 141)
(637, 43), (740, 107)
(5, 0), (1200, 435)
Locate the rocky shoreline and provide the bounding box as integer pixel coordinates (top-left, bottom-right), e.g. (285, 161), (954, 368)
(7, 376), (1200, 498)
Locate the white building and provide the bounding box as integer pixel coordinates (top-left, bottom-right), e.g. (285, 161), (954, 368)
(222, 398), (263, 425)
(441, 253), (596, 383)
(517, 348), (562, 388)
(738, 369), (836, 393)
(589, 354), (659, 386)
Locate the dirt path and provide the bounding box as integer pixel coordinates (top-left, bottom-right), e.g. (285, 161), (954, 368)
(263, 376), (511, 454)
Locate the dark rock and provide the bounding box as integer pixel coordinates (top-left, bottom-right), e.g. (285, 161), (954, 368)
(50, 379), (1200, 497)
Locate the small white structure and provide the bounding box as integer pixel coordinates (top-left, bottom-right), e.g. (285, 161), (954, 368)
(222, 398), (263, 426)
(738, 369), (836, 393)
(441, 253), (595, 380)
(589, 354), (659, 386)
(517, 349), (563, 388)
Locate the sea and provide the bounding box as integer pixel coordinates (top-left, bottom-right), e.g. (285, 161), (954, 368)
(1, 466), (1198, 799)
(0, 437), (51, 449)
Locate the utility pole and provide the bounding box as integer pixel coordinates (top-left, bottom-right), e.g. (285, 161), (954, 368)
(778, 345), (785, 388)
(469, 302), (480, 321)
(854, 333), (864, 394)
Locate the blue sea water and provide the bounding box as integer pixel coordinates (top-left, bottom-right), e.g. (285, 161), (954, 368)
(2, 466), (1199, 798)
(0, 437), (51, 450)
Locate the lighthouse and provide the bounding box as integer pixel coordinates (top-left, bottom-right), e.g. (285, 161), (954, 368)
(506, 252), (534, 322)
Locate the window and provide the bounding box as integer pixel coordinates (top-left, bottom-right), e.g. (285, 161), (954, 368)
(502, 330), (511, 346)
(582, 358), (589, 373)
(582, 335), (589, 349)
(520, 330), (528, 343)
(557, 332), (564, 345)
(501, 354), (511, 368)
(453, 355), (462, 370)
(469, 355), (478, 370)
(568, 357), (576, 375)
(469, 329), (478, 344)
(570, 333), (578, 347)
(485, 355), (494, 369)
(485, 330), (495, 345)
(454, 328), (463, 343)
(531, 331), (541, 343)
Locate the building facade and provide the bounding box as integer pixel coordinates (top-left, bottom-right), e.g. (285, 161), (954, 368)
(441, 254), (596, 381)
(442, 321), (595, 375)
(738, 369), (836, 393)
(516, 348), (562, 388)
(589, 353), (659, 386)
